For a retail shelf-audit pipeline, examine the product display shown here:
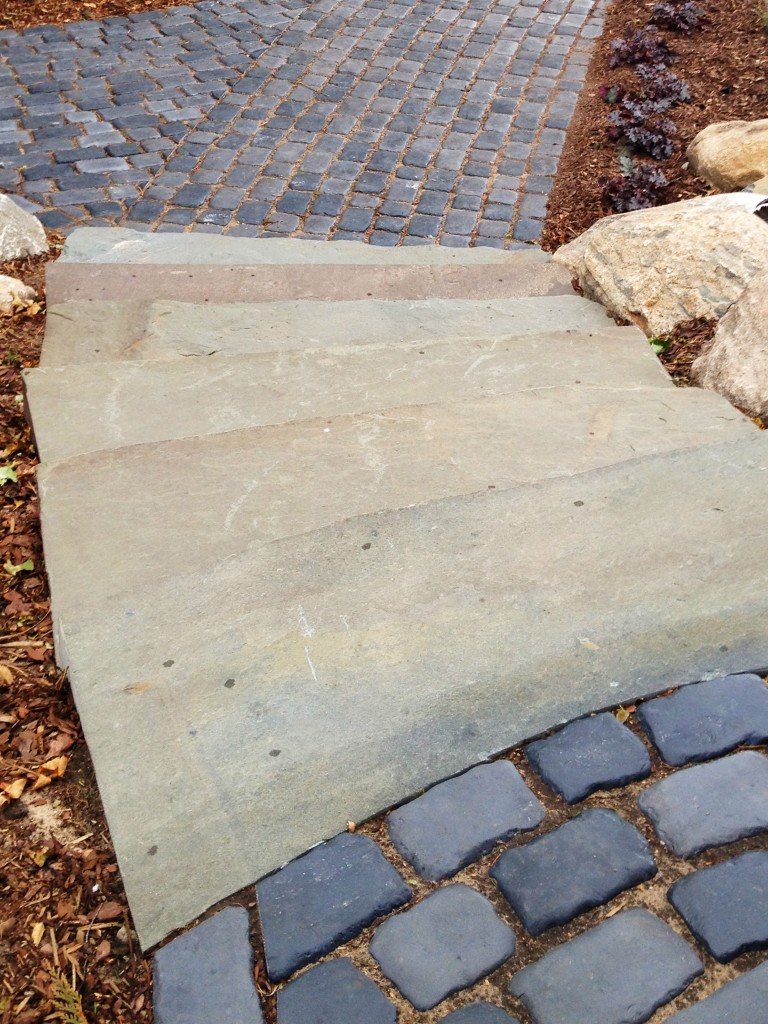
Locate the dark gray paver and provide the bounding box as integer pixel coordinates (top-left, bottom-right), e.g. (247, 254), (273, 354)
(525, 712), (651, 803)
(490, 808), (657, 935)
(638, 751), (768, 858)
(387, 760), (545, 881)
(256, 831), (411, 982)
(442, 1003), (521, 1023)
(508, 908), (703, 1024)
(153, 906), (263, 1024)
(666, 960), (768, 1023)
(636, 673), (768, 766)
(370, 884), (516, 1010)
(276, 958), (396, 1024)
(668, 852), (768, 962)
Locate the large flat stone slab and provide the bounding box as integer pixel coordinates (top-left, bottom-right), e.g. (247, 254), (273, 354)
(38, 388), (754, 634)
(60, 228), (552, 265)
(41, 295), (614, 366)
(45, 260), (574, 306)
(53, 436), (768, 949)
(26, 327), (672, 464)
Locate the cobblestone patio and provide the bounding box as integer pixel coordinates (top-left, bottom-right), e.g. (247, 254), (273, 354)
(0, 0), (604, 244)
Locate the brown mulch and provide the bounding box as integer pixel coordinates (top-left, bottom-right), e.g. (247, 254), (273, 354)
(1, 1), (767, 1021)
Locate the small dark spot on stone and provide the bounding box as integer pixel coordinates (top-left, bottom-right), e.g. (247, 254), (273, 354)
(362, 542), (372, 550)
(419, 350), (425, 354)
(224, 678), (236, 688)
(189, 728), (197, 736)
(270, 749), (281, 757)
(574, 500), (584, 506)
(147, 845), (158, 857)
(163, 659), (174, 667)
(720, 644), (729, 652)
(488, 484), (496, 489)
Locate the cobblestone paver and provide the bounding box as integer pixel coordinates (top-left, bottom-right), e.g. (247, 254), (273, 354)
(1, 0), (605, 243)
(149, 672), (768, 1023)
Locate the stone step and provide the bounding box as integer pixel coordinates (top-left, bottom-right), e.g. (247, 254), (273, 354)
(52, 433), (768, 949)
(39, 386), (753, 648)
(26, 328), (672, 464)
(45, 259), (574, 306)
(59, 227), (552, 266)
(41, 295), (615, 367)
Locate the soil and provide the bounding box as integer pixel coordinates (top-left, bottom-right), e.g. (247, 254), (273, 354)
(2, 0), (768, 1021)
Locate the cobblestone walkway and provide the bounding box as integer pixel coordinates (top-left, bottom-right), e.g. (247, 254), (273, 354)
(1, 0), (603, 244)
(153, 673), (768, 1024)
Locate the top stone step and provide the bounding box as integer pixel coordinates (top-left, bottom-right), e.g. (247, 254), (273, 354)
(60, 228), (552, 266)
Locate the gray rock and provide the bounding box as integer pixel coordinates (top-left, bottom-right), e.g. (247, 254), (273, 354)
(370, 884), (516, 1011)
(668, 851), (768, 962)
(153, 907), (263, 1024)
(692, 267), (768, 419)
(508, 908), (703, 1024)
(666, 960), (768, 1023)
(256, 832), (411, 982)
(525, 712), (651, 803)
(276, 958), (396, 1024)
(490, 808), (657, 935)
(638, 751), (768, 857)
(636, 673), (768, 765)
(387, 761), (544, 881)
(554, 194), (768, 336)
(0, 194), (47, 262)
(441, 1003), (520, 1023)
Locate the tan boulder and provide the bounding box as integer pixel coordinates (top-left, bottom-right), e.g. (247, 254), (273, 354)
(0, 274), (36, 313)
(553, 194), (768, 336)
(687, 119), (768, 191)
(692, 268), (768, 418)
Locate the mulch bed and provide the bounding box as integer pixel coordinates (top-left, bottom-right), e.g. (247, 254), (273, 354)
(1, 1), (767, 1021)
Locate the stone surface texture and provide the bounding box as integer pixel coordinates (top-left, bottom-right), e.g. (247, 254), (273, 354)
(553, 193), (768, 336)
(387, 761), (545, 880)
(256, 832), (411, 982)
(668, 852), (768, 963)
(638, 751), (768, 858)
(508, 908), (703, 1024)
(0, 193), (47, 259)
(276, 958), (397, 1024)
(636, 673), (768, 766)
(0, 272), (35, 312)
(153, 907), (263, 1024)
(525, 711), (651, 802)
(687, 119), (768, 191)
(692, 267), (768, 419)
(370, 884), (516, 1010)
(667, 961), (768, 1023)
(490, 808), (657, 934)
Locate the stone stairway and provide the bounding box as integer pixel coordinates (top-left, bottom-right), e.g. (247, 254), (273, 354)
(25, 228), (768, 951)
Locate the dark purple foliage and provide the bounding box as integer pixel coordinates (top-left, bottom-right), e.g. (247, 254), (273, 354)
(609, 28), (675, 68)
(598, 83), (626, 104)
(649, 1), (704, 34)
(609, 111), (677, 159)
(636, 64), (691, 108)
(603, 161), (668, 212)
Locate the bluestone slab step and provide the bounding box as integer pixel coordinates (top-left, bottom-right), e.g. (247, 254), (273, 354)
(490, 809), (657, 935)
(38, 388), (755, 631)
(508, 908), (703, 1024)
(667, 961), (768, 1023)
(153, 907), (263, 1024)
(668, 851), (768, 962)
(525, 712), (652, 803)
(638, 751), (768, 857)
(276, 959), (396, 1024)
(46, 260), (574, 305)
(41, 295), (614, 366)
(636, 673), (768, 765)
(60, 227), (552, 265)
(256, 832), (411, 983)
(387, 761), (545, 881)
(51, 435), (768, 950)
(370, 884), (516, 1011)
(25, 328), (674, 464)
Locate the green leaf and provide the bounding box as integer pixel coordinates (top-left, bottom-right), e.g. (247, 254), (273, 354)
(649, 336), (672, 354)
(5, 559), (34, 576)
(0, 465), (18, 484)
